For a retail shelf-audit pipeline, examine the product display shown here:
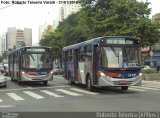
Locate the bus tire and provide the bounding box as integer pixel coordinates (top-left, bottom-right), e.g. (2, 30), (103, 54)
(121, 86), (128, 91)
(68, 79), (74, 85)
(11, 78), (14, 81)
(86, 76), (94, 92)
(43, 81), (48, 86)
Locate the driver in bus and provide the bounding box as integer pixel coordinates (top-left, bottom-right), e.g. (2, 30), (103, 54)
(38, 52), (51, 69)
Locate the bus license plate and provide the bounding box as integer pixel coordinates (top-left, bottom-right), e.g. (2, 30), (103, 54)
(119, 80), (128, 85)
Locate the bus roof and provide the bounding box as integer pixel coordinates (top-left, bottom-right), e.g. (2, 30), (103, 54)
(63, 36), (139, 51)
(8, 46), (52, 55)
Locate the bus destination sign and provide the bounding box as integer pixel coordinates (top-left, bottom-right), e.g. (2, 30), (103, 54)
(100, 37), (139, 45)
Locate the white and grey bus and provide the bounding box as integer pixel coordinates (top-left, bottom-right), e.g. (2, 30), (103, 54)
(63, 36), (142, 91)
(8, 46), (54, 85)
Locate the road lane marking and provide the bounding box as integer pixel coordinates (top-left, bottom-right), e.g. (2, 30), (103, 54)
(40, 90), (64, 97)
(70, 88), (98, 95)
(23, 91), (44, 99)
(6, 93), (25, 101)
(55, 89), (83, 96)
(141, 85), (160, 90)
(132, 86), (159, 91)
(129, 87), (147, 92)
(0, 85), (70, 92)
(53, 77), (63, 80)
(0, 105), (15, 108)
(25, 86), (33, 89)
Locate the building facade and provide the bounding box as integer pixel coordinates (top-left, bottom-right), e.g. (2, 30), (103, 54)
(59, 3), (81, 21)
(39, 25), (54, 42)
(7, 27), (32, 50)
(0, 33), (7, 56)
(0, 27), (32, 54)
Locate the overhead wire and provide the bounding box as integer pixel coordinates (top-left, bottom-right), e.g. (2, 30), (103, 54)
(0, 4), (14, 11)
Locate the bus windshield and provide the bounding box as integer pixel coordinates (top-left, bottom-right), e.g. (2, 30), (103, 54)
(22, 53), (52, 69)
(100, 47), (140, 68)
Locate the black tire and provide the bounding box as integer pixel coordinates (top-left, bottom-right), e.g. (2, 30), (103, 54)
(4, 84), (7, 88)
(11, 78), (14, 81)
(43, 81), (48, 86)
(121, 86), (128, 91)
(86, 76), (94, 92)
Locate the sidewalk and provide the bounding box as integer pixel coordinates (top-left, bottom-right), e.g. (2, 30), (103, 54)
(142, 80), (160, 88)
(142, 73), (160, 81)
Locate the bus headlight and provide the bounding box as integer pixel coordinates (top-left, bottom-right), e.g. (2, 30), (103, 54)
(50, 70), (54, 74)
(22, 71), (28, 77)
(97, 72), (106, 77)
(139, 73), (142, 76)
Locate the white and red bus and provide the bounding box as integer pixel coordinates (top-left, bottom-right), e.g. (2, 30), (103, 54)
(8, 46), (54, 85)
(62, 36), (142, 91)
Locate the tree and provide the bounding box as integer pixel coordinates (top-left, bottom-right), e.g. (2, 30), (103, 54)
(0, 56), (3, 63)
(78, 0), (160, 46)
(57, 11), (90, 46)
(2, 51), (8, 60)
(39, 31), (64, 65)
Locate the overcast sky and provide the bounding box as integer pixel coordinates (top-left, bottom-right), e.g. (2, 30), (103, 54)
(0, 0), (160, 44)
(0, 0), (61, 44)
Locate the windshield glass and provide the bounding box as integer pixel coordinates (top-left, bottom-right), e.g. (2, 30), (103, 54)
(100, 47), (140, 68)
(22, 53), (52, 69)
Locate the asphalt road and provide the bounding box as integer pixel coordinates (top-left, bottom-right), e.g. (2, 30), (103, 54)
(0, 75), (160, 118)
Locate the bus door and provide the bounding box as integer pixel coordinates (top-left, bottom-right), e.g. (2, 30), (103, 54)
(73, 49), (79, 83)
(63, 51), (67, 78)
(92, 44), (99, 85)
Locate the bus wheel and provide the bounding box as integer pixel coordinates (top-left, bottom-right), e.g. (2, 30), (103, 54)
(121, 86), (128, 91)
(86, 76), (94, 92)
(43, 81), (48, 86)
(11, 78), (14, 81)
(68, 79), (74, 85)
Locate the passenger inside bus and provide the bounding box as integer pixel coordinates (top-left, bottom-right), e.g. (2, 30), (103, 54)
(38, 52), (52, 69)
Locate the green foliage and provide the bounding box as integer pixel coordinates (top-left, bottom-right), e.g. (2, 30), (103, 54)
(39, 32), (64, 60)
(0, 56), (3, 62)
(142, 69), (154, 74)
(57, 11), (90, 46)
(78, 0), (160, 46)
(41, 0), (160, 60)
(2, 51), (8, 60)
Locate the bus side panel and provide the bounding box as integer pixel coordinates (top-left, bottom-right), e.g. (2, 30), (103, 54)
(84, 62), (93, 84)
(92, 45), (99, 85)
(77, 62), (85, 84)
(9, 54), (15, 79)
(77, 59), (93, 84)
(73, 49), (79, 82)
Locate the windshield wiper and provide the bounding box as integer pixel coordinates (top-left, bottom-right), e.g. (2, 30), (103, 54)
(30, 54), (35, 61)
(111, 47), (119, 63)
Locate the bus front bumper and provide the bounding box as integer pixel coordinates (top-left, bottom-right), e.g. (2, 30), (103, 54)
(97, 76), (142, 87)
(21, 74), (53, 82)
